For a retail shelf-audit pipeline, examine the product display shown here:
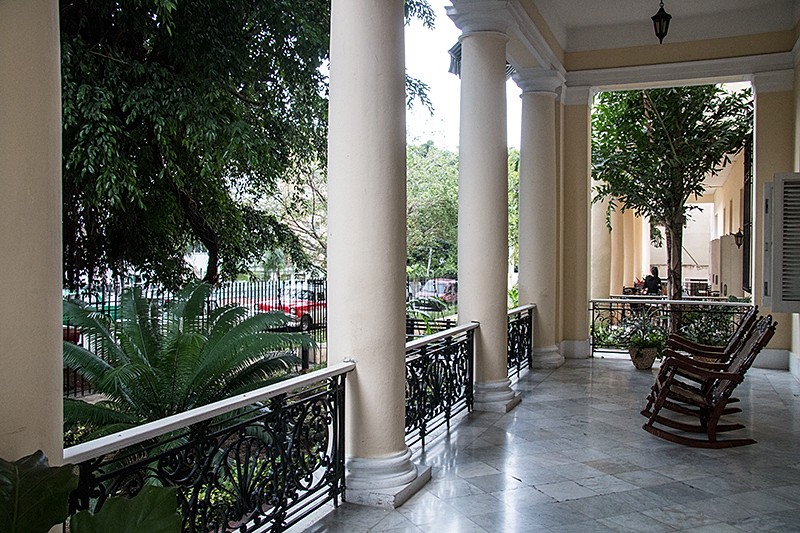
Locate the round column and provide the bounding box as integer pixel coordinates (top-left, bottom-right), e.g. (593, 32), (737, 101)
(591, 188), (612, 300)
(515, 69), (564, 368)
(327, 0), (424, 504)
(0, 0), (63, 463)
(456, 25), (519, 412)
(610, 208), (625, 295)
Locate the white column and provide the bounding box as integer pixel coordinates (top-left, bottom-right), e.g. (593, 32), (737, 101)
(450, 5), (519, 412)
(327, 0), (429, 508)
(0, 0), (63, 464)
(591, 189), (612, 300)
(514, 68), (564, 368)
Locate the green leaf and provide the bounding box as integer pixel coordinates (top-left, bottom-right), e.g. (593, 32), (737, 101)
(69, 486), (181, 533)
(0, 450), (78, 533)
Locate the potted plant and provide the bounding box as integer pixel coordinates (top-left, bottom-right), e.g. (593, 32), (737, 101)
(628, 331), (665, 370)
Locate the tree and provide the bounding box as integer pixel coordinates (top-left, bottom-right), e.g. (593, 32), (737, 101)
(592, 86), (752, 300)
(406, 141), (459, 279)
(62, 283), (304, 438)
(61, 0), (435, 291)
(61, 0), (327, 290)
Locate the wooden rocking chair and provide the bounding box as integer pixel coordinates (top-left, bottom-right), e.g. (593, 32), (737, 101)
(667, 305), (758, 364)
(641, 315), (776, 448)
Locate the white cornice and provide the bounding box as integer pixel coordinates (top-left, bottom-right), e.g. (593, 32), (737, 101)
(506, 0), (565, 73)
(565, 52), (793, 92)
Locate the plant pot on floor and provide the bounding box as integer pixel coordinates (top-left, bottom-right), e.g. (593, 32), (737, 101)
(629, 346), (658, 369)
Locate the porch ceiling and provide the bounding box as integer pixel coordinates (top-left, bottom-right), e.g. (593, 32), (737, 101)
(532, 0), (800, 52)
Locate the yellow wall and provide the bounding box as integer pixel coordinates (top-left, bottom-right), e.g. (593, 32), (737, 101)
(713, 152), (746, 239)
(565, 30), (795, 72)
(755, 89), (794, 351)
(560, 102), (591, 343)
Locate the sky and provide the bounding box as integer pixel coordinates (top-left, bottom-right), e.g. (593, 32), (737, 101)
(404, 4), (522, 152)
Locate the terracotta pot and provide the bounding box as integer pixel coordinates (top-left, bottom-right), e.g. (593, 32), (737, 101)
(628, 346), (657, 369)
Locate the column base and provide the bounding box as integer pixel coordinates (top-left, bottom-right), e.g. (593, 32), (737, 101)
(473, 379), (521, 413)
(559, 339), (591, 359)
(531, 345), (564, 368)
(345, 449), (431, 509)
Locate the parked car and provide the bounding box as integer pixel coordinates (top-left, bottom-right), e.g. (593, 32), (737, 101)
(255, 289), (326, 331)
(416, 278), (458, 304)
(412, 278), (457, 311)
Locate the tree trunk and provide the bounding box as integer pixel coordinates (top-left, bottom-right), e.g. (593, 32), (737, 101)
(665, 221), (683, 301)
(665, 218), (684, 334)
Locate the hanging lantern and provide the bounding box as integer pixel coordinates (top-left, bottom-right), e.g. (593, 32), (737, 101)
(652, 1), (672, 44)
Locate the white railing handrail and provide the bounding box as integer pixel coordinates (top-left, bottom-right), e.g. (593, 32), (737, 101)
(63, 361), (356, 465)
(508, 303), (536, 315)
(593, 298), (751, 308)
(405, 321), (480, 351)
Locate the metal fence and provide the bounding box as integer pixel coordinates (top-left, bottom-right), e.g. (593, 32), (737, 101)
(590, 298), (753, 356)
(404, 323), (477, 449)
(62, 280), (328, 397)
(65, 362), (354, 533)
(508, 304), (534, 379)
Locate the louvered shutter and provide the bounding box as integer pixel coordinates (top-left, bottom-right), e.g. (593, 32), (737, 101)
(768, 173), (800, 313)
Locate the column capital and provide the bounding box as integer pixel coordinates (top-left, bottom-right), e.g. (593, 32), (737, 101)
(513, 68), (564, 96)
(447, 0), (515, 35)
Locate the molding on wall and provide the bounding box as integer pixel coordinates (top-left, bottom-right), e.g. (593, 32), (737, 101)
(565, 52), (793, 92)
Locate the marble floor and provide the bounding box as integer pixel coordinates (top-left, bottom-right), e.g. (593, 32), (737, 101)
(301, 357), (800, 533)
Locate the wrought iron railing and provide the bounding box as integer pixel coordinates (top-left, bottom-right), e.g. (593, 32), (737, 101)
(404, 322), (477, 449)
(590, 298), (753, 356)
(64, 362), (355, 533)
(507, 304), (535, 378)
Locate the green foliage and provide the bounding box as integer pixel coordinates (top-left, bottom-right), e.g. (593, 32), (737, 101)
(610, 307), (667, 357)
(70, 486), (181, 533)
(592, 85), (752, 300)
(406, 142), (459, 278)
(508, 149), (520, 270)
(508, 285), (519, 309)
(0, 451), (78, 533)
(62, 282), (304, 439)
(61, 0), (326, 289)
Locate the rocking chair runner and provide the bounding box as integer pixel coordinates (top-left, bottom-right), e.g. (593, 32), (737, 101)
(641, 315), (777, 448)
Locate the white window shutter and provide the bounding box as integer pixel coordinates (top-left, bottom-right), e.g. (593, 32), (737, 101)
(769, 173), (800, 313)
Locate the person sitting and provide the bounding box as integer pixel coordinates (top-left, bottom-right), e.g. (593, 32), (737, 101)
(643, 266), (662, 295)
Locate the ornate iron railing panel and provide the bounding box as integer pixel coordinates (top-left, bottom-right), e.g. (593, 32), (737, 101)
(590, 298), (753, 356)
(66, 364), (352, 533)
(507, 305), (534, 378)
(405, 323), (477, 449)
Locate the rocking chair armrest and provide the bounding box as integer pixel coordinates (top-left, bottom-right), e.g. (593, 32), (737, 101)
(667, 335), (726, 356)
(661, 349), (728, 370)
(662, 356), (744, 382)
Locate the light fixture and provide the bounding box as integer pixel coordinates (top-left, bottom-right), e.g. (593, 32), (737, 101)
(652, 1), (672, 44)
(734, 229), (744, 248)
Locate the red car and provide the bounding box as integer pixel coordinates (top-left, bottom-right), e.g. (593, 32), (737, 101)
(256, 289), (326, 331)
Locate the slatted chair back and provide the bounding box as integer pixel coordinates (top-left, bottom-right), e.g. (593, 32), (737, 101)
(721, 305), (759, 355)
(709, 315), (776, 402)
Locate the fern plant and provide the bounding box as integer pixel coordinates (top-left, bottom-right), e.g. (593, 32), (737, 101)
(63, 282), (306, 439)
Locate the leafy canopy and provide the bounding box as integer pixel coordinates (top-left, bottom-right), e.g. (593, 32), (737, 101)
(61, 0), (326, 289)
(592, 85), (752, 298)
(406, 142), (459, 279)
(63, 282), (305, 438)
